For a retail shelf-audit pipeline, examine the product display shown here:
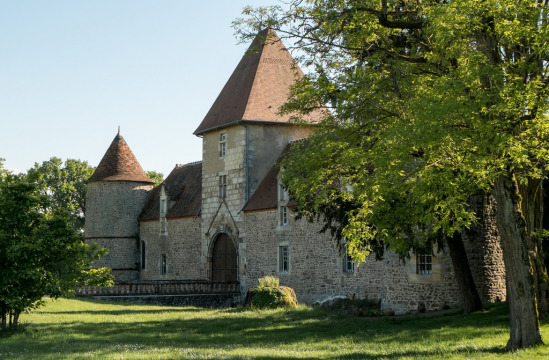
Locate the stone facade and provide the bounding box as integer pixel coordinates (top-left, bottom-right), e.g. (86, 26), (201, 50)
(84, 29), (507, 313)
(139, 218), (202, 281)
(241, 209), (465, 314)
(85, 181), (153, 281)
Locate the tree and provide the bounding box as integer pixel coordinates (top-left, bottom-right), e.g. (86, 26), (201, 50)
(26, 158), (95, 233)
(236, 0), (549, 349)
(0, 174), (112, 330)
(0, 158), (10, 178)
(146, 170), (164, 186)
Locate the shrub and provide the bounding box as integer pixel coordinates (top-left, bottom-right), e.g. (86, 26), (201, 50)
(245, 277), (298, 309)
(258, 276), (279, 288)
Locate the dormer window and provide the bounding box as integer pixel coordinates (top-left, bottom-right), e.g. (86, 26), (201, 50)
(159, 185), (169, 235)
(279, 185), (288, 201)
(280, 206), (288, 226)
(219, 133), (227, 157)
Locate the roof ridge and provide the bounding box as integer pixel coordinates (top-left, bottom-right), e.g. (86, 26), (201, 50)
(176, 161), (202, 168)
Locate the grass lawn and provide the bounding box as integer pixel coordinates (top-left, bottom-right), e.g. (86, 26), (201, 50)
(0, 298), (548, 359)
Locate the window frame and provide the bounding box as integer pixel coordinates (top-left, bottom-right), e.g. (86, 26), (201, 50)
(279, 245), (289, 273)
(279, 185), (288, 201)
(342, 244), (355, 273)
(280, 205), (288, 226)
(161, 254), (167, 275)
(219, 175), (227, 198)
(219, 133), (227, 157)
(416, 252), (432, 275)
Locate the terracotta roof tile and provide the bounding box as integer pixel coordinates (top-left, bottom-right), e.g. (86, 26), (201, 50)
(194, 29), (325, 135)
(139, 162), (202, 221)
(88, 133), (154, 183)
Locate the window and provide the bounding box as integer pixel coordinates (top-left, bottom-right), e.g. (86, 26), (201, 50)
(161, 254), (167, 275)
(279, 185), (288, 201)
(219, 175), (227, 198)
(342, 245), (354, 273)
(280, 206), (288, 226)
(141, 240), (146, 269)
(219, 133), (227, 157)
(279, 245), (289, 273)
(416, 253), (432, 275)
(159, 187), (168, 235)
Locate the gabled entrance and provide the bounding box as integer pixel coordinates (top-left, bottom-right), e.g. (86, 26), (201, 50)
(211, 233), (238, 282)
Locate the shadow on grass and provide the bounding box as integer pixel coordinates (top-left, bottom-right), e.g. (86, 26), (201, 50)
(0, 300), (525, 359)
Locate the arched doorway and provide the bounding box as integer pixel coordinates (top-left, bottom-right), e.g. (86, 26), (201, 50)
(211, 233), (238, 282)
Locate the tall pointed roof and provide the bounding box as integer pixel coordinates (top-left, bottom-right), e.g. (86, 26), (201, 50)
(87, 132), (155, 183)
(194, 29), (324, 135)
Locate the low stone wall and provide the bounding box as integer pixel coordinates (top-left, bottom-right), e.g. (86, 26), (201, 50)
(84, 294), (241, 308)
(77, 281), (239, 296)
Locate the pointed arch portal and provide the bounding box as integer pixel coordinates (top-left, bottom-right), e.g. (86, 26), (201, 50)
(211, 233), (238, 282)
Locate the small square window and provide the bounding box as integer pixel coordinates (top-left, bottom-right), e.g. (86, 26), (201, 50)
(416, 253), (432, 275)
(219, 175), (227, 198)
(280, 206), (288, 226)
(279, 246), (289, 273)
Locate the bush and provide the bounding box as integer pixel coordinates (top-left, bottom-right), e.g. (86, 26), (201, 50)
(258, 276), (279, 288)
(244, 277), (298, 309)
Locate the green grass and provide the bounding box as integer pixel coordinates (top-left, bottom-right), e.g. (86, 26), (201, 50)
(0, 298), (548, 359)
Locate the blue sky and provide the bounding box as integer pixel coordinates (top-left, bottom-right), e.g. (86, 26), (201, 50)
(1, 0), (280, 176)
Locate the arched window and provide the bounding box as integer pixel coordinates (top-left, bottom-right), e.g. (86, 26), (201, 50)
(141, 240), (146, 269)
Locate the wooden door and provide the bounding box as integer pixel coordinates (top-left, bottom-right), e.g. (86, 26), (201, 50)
(211, 234), (237, 282)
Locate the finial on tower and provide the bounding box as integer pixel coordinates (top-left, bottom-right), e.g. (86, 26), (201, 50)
(118, 126), (120, 135)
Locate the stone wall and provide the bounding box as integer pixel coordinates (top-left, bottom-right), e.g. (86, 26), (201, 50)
(139, 218), (202, 281)
(85, 181), (152, 238)
(241, 208), (502, 314)
(87, 237), (140, 282)
(85, 180), (153, 282)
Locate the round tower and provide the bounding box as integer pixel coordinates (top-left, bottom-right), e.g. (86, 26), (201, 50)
(85, 132), (155, 282)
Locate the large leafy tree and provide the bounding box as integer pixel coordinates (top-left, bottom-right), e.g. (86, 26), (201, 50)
(236, 0), (549, 349)
(0, 174), (112, 330)
(26, 158), (95, 233)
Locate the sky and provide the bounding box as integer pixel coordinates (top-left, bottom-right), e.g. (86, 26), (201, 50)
(1, 0), (282, 176)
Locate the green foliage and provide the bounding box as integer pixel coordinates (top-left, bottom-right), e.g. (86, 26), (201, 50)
(236, 0), (549, 258)
(146, 170), (164, 186)
(0, 174), (112, 330)
(236, 1), (549, 347)
(258, 275), (279, 288)
(246, 281), (298, 309)
(248, 286), (286, 309)
(26, 157), (95, 232)
(0, 158), (9, 178)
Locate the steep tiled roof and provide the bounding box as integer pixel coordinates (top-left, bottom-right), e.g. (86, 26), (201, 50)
(194, 29), (325, 135)
(139, 162), (202, 221)
(243, 143), (296, 212)
(88, 133), (154, 183)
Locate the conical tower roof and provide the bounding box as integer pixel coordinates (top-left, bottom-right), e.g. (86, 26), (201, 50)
(88, 132), (155, 183)
(194, 29), (324, 135)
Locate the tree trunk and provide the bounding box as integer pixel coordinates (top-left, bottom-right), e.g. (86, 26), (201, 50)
(519, 178), (549, 317)
(12, 310), (20, 331)
(493, 174), (543, 349)
(446, 231), (483, 314)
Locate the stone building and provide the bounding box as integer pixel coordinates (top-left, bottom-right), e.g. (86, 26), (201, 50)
(84, 30), (506, 314)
